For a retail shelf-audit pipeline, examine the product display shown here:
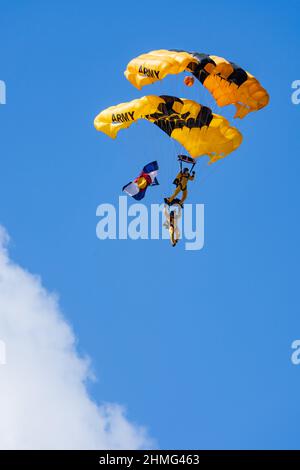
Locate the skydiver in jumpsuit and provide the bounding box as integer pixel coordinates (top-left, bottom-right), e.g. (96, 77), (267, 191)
(163, 205), (181, 247)
(164, 167), (195, 207)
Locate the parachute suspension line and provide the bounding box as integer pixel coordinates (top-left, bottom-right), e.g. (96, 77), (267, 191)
(154, 80), (169, 182)
(199, 155), (222, 188)
(157, 76), (172, 187)
(180, 76), (190, 159)
(167, 112), (179, 186)
(142, 121), (151, 167)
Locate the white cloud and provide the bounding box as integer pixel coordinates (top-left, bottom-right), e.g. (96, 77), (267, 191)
(0, 226), (152, 450)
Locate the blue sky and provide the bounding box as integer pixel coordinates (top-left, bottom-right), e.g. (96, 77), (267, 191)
(0, 0), (300, 449)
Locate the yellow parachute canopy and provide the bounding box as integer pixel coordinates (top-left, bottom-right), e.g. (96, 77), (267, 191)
(124, 50), (269, 118)
(94, 95), (242, 163)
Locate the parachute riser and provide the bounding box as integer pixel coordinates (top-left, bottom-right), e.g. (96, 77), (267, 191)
(177, 154), (196, 173)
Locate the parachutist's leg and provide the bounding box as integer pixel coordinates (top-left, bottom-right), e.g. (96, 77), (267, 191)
(169, 226), (175, 246)
(175, 228), (180, 241)
(168, 186), (181, 204)
(180, 189), (188, 204)
(172, 226), (180, 246)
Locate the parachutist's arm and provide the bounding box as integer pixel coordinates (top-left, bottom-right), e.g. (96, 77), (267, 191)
(173, 172), (182, 186)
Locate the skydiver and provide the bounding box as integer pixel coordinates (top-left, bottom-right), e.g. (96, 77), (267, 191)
(163, 205), (181, 247)
(164, 167), (195, 207)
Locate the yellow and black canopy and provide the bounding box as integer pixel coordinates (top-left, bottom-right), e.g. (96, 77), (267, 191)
(124, 49), (269, 118)
(94, 95), (242, 163)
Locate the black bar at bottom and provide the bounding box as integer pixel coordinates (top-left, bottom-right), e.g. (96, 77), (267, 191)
(0, 450), (299, 467)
